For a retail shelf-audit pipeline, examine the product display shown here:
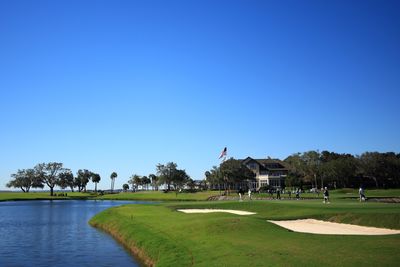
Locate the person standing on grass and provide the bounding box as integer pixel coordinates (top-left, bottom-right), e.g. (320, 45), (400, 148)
(359, 186), (366, 202)
(248, 189), (252, 200)
(323, 187), (330, 203)
(238, 187), (244, 201)
(268, 189), (273, 199)
(276, 188), (281, 200)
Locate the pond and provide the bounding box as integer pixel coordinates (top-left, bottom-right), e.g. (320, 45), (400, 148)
(0, 200), (147, 267)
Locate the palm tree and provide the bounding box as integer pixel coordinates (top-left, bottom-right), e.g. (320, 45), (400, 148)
(142, 176), (151, 190)
(149, 174), (158, 191)
(133, 175), (142, 191)
(122, 183), (129, 192)
(110, 172), (117, 193)
(92, 173), (101, 193)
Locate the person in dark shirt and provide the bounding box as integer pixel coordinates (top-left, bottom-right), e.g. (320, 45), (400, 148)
(323, 187), (330, 204)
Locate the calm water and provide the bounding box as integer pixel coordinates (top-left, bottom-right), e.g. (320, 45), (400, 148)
(0, 200), (147, 267)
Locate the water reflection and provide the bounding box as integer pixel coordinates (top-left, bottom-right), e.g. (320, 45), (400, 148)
(0, 200), (144, 267)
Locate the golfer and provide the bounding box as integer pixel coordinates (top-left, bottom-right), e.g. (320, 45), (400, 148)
(323, 187), (330, 203)
(359, 187), (366, 202)
(238, 187), (244, 201)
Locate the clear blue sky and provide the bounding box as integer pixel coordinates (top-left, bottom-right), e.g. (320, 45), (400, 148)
(1, 0), (399, 190)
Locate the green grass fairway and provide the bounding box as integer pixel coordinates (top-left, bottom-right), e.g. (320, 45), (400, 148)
(96, 191), (218, 201)
(1, 189), (399, 202)
(90, 200), (400, 267)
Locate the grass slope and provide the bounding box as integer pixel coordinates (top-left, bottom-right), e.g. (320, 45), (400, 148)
(90, 200), (400, 267)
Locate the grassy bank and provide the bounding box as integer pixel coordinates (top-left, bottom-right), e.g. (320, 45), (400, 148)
(0, 191), (93, 201)
(90, 200), (400, 267)
(0, 190), (219, 202)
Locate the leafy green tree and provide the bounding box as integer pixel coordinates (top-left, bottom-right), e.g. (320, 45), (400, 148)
(58, 170), (74, 191)
(91, 173), (101, 193)
(35, 162), (66, 196)
(319, 160), (336, 188)
(141, 176), (151, 190)
(110, 172), (117, 193)
(128, 174), (141, 191)
(122, 183), (129, 192)
(220, 158), (255, 193)
(284, 153), (306, 187)
(198, 179), (207, 190)
(156, 162), (177, 191)
(331, 155), (359, 188)
(320, 151), (341, 163)
(75, 169), (92, 192)
(156, 162), (190, 191)
(134, 175), (142, 189)
(301, 151), (321, 189)
(359, 152), (400, 188)
(174, 169), (190, 190)
(205, 166), (224, 194)
(186, 178), (196, 191)
(7, 168), (44, 192)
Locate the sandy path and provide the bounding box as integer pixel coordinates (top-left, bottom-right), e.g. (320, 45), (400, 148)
(268, 219), (400, 235)
(177, 209), (256, 215)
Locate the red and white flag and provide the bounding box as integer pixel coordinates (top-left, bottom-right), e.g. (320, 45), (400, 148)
(219, 147), (227, 159)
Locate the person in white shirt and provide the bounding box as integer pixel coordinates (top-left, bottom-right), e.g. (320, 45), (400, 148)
(359, 187), (366, 202)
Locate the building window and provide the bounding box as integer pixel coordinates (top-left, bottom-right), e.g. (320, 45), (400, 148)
(248, 163), (257, 169)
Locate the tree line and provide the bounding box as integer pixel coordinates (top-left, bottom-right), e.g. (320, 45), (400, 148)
(6, 161), (195, 194)
(284, 151), (400, 189)
(124, 162), (193, 192)
(205, 151), (400, 190)
(7, 151), (399, 194)
(6, 162), (116, 196)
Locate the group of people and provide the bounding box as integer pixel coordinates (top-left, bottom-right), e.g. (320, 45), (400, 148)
(238, 188), (299, 201)
(237, 186), (367, 203)
(323, 186), (366, 203)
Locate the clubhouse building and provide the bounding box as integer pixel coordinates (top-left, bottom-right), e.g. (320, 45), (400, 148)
(242, 157), (289, 189)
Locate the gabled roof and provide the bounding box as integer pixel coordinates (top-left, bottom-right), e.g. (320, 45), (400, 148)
(242, 157), (288, 170)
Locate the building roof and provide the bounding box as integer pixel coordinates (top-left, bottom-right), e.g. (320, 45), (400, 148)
(242, 157), (289, 171)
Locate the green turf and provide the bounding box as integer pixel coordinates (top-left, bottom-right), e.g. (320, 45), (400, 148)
(1, 189), (400, 202)
(90, 199), (400, 267)
(333, 188), (400, 198)
(95, 191), (218, 201)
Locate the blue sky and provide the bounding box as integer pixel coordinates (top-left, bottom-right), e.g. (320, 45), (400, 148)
(1, 0), (399, 190)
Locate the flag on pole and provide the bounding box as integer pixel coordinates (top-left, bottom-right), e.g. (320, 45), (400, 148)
(219, 147), (227, 159)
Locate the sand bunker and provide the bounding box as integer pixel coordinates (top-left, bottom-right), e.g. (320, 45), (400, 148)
(177, 209), (256, 215)
(268, 219), (400, 235)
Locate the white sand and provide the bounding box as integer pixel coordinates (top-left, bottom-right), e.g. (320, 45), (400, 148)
(268, 219), (400, 235)
(177, 209), (256, 215)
